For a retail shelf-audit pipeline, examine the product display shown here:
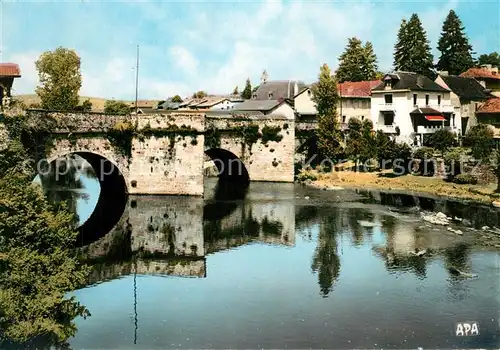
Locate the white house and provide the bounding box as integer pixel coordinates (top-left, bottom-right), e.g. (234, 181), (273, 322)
(232, 99), (295, 119)
(371, 72), (456, 146)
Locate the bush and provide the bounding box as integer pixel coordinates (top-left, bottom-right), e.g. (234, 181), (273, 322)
(443, 148), (468, 179)
(425, 128), (457, 152)
(452, 173), (478, 185)
(391, 142), (412, 175)
(296, 169), (318, 182)
(104, 100), (130, 115)
(413, 147), (436, 176)
(463, 124), (495, 160)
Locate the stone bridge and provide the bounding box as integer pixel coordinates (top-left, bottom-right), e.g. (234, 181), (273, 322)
(28, 110), (295, 197)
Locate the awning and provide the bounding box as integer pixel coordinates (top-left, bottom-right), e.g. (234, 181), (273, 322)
(425, 115), (446, 121)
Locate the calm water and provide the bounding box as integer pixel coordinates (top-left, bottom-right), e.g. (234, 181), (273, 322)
(43, 171), (500, 349)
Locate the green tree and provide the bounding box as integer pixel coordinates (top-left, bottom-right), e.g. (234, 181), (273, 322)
(192, 91), (207, 99)
(436, 10), (475, 75)
(232, 86), (239, 95)
(171, 95), (183, 103)
(477, 52), (500, 67)
(35, 47), (82, 111)
(241, 79), (252, 99)
(426, 128), (458, 153)
(310, 64), (343, 161)
(464, 124), (494, 160)
(104, 100), (130, 115)
(81, 99), (92, 112)
(336, 37), (378, 82)
(394, 15), (434, 77)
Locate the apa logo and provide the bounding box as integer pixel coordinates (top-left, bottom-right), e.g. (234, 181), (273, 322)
(455, 321), (480, 336)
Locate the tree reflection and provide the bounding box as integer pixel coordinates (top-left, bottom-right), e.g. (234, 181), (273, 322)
(311, 208), (342, 297)
(38, 155), (93, 227)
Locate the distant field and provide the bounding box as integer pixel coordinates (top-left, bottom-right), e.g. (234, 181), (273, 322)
(14, 94), (159, 112)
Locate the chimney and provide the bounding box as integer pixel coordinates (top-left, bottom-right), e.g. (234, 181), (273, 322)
(439, 71), (449, 76)
(261, 70), (268, 84)
(481, 64), (493, 72)
(491, 66), (498, 75)
(417, 75), (425, 88)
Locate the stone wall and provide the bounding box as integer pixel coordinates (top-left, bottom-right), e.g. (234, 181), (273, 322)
(206, 116), (295, 182)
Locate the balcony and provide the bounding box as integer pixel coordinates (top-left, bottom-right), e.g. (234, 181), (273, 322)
(379, 103), (395, 112)
(416, 125), (458, 134)
(414, 104), (454, 113)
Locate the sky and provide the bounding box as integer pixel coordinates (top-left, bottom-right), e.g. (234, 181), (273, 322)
(1, 0), (499, 100)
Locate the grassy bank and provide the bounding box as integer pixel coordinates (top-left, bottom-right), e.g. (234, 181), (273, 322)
(301, 169), (500, 204)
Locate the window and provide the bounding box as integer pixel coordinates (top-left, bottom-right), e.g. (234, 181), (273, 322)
(342, 116), (346, 123)
(252, 93), (257, 99)
(361, 116), (365, 121)
(413, 94), (418, 106)
(384, 114), (394, 126)
(475, 103), (478, 111)
(384, 94), (393, 104)
(268, 92), (273, 99)
(425, 94), (430, 106)
(307, 90), (311, 96)
(438, 95), (441, 106)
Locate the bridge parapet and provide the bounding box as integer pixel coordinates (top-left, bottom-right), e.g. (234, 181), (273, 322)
(137, 111), (204, 132)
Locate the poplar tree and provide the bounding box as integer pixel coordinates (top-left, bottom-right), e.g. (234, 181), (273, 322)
(310, 64), (343, 160)
(241, 79), (252, 99)
(335, 37), (378, 82)
(436, 10), (475, 75)
(393, 14), (434, 77)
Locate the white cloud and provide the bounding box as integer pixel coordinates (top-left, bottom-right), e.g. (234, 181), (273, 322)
(169, 46), (199, 75)
(7, 52), (39, 96)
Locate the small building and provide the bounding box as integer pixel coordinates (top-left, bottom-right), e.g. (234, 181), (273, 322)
(435, 73), (492, 135)
(129, 100), (158, 114)
(0, 63), (21, 108)
(460, 65), (500, 97)
(475, 98), (500, 138)
(370, 72), (454, 146)
(232, 99), (295, 119)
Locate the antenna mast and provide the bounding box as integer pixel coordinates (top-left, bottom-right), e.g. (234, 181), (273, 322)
(134, 45), (139, 114)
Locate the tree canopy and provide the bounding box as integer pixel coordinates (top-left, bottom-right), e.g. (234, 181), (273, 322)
(192, 91), (207, 99)
(477, 52), (500, 67)
(104, 100), (130, 115)
(35, 47), (82, 111)
(436, 10), (475, 75)
(394, 14), (434, 77)
(335, 37), (378, 82)
(241, 79), (252, 99)
(310, 64), (344, 161)
(171, 95), (183, 103)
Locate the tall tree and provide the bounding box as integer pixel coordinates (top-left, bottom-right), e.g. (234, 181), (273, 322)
(336, 37), (378, 82)
(436, 10), (475, 75)
(192, 91), (207, 99)
(232, 86), (239, 95)
(394, 15), (434, 77)
(35, 47), (82, 111)
(477, 52), (500, 67)
(241, 78), (252, 99)
(310, 64), (344, 160)
(104, 100), (129, 115)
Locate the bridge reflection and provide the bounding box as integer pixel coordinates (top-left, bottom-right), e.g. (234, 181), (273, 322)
(79, 179), (296, 285)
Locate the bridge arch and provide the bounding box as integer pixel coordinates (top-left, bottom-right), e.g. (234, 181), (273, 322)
(43, 151), (128, 245)
(204, 148), (250, 183)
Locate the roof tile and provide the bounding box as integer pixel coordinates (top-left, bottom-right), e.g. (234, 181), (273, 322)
(338, 80), (381, 97)
(477, 98), (500, 114)
(0, 63), (21, 77)
(460, 68), (500, 80)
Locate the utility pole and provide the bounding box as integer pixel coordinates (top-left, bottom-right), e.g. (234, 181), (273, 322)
(134, 45), (139, 115)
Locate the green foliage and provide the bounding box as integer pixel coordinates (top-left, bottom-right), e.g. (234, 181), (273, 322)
(436, 10), (474, 75)
(425, 128), (457, 152)
(261, 126), (283, 145)
(238, 125), (261, 148)
(104, 100), (130, 115)
(296, 169), (318, 182)
(345, 118), (375, 163)
(241, 78), (252, 99)
(171, 95), (183, 103)
(335, 37), (378, 83)
(444, 147), (468, 179)
(311, 64), (344, 160)
(394, 15), (434, 77)
(453, 173), (478, 185)
(477, 52), (500, 67)
(205, 127), (221, 149)
(35, 47), (82, 111)
(81, 99), (92, 112)
(192, 91), (207, 99)
(463, 124), (495, 160)
(413, 146), (435, 159)
(108, 121), (136, 158)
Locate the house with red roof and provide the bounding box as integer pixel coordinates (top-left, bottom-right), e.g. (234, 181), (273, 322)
(0, 63), (21, 108)
(293, 80), (380, 128)
(475, 97), (500, 138)
(459, 65), (500, 97)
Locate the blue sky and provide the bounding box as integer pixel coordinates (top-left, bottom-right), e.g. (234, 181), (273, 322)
(2, 0), (499, 100)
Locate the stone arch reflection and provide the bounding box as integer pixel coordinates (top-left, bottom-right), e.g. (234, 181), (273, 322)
(204, 148), (250, 183)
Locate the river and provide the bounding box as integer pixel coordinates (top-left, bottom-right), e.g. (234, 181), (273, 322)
(41, 164), (499, 349)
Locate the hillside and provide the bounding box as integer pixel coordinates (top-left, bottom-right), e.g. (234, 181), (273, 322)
(13, 94), (160, 112)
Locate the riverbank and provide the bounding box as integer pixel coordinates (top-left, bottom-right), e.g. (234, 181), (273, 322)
(302, 169), (500, 204)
